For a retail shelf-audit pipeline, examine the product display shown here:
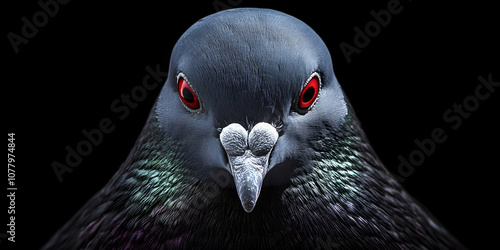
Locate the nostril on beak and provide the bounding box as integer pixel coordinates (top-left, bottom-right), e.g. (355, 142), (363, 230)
(219, 122), (279, 213)
(248, 122), (279, 156)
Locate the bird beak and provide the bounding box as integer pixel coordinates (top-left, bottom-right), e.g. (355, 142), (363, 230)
(220, 123), (279, 213)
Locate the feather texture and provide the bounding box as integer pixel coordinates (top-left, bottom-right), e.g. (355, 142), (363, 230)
(43, 8), (464, 250)
(43, 105), (463, 249)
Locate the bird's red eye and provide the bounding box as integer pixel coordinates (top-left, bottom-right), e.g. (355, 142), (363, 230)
(178, 77), (200, 110)
(298, 75), (320, 109)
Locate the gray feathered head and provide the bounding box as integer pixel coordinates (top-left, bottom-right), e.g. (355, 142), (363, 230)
(156, 8), (347, 212)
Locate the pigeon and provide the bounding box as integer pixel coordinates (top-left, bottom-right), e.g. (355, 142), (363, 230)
(43, 8), (464, 249)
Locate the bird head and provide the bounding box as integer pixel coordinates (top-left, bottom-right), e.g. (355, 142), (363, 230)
(156, 8), (347, 212)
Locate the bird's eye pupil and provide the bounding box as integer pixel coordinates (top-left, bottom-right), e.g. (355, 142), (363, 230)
(178, 76), (201, 110)
(298, 75), (320, 110)
(182, 88), (195, 103)
(302, 87), (315, 103)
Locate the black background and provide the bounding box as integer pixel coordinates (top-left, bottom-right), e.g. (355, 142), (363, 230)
(4, 0), (499, 249)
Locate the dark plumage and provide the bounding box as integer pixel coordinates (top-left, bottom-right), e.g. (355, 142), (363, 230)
(43, 8), (464, 249)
